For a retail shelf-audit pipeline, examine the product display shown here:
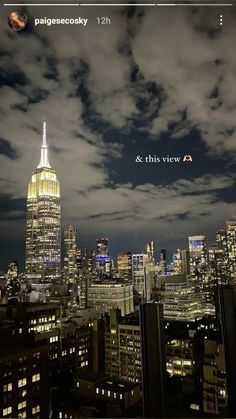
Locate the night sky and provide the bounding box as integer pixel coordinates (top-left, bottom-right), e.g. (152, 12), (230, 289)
(0, 4), (236, 270)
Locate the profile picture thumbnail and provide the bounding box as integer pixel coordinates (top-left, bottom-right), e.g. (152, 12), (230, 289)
(8, 11), (27, 32)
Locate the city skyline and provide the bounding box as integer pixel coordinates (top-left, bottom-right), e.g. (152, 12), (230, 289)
(1, 7), (236, 268)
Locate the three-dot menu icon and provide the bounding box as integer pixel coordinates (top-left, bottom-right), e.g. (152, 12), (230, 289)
(220, 14), (223, 26)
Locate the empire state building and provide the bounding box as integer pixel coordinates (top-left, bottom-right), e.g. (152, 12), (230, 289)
(25, 121), (61, 288)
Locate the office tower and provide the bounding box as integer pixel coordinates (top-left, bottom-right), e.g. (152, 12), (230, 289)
(146, 241), (154, 261)
(92, 317), (106, 374)
(216, 229), (228, 252)
(0, 332), (49, 419)
(163, 276), (215, 321)
(226, 221), (236, 282)
(218, 286), (236, 418)
(76, 247), (83, 272)
(132, 254), (149, 298)
(83, 248), (95, 274)
(64, 226), (77, 284)
(188, 236), (208, 277)
(25, 121), (61, 288)
(5, 261), (20, 297)
(208, 244), (229, 286)
(181, 249), (190, 275)
(96, 237), (108, 256)
(160, 249), (167, 273)
(95, 238), (112, 277)
(105, 309), (141, 383)
(203, 339), (227, 415)
(117, 252), (132, 280)
(139, 303), (167, 418)
(88, 279), (133, 316)
(172, 249), (182, 274)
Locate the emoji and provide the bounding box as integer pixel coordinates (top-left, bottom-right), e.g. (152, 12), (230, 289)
(183, 155), (193, 162)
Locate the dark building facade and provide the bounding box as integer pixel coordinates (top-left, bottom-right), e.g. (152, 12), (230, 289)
(139, 302), (167, 418)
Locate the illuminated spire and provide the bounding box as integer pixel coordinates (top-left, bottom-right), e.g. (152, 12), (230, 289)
(38, 119), (51, 169)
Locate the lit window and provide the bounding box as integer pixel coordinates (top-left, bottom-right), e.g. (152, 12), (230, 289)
(18, 411), (27, 418)
(32, 373), (40, 382)
(96, 388), (99, 394)
(59, 413), (62, 419)
(18, 378), (27, 388)
(32, 405), (40, 414)
(19, 328), (23, 334)
(120, 394), (123, 400)
(102, 389), (105, 395)
(18, 401), (27, 410)
(77, 382), (80, 388)
(3, 407), (12, 416)
(114, 393), (116, 399)
(108, 390), (111, 397)
(3, 383), (12, 392)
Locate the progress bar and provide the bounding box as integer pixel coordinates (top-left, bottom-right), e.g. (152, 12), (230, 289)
(3, 1), (234, 4)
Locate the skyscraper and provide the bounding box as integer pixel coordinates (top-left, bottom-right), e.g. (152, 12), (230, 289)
(132, 254), (149, 298)
(139, 303), (167, 418)
(117, 252), (132, 280)
(64, 225), (77, 283)
(226, 221), (236, 282)
(188, 235), (208, 278)
(25, 121), (61, 288)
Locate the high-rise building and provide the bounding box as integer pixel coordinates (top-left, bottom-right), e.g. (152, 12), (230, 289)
(104, 309), (141, 383)
(117, 252), (132, 280)
(208, 244), (229, 287)
(25, 121), (61, 289)
(218, 286), (236, 417)
(139, 303), (167, 418)
(96, 238), (108, 256)
(159, 249), (167, 274)
(203, 339), (227, 415)
(226, 221), (236, 282)
(95, 238), (112, 276)
(188, 236), (208, 278)
(172, 249), (182, 274)
(146, 241), (154, 261)
(132, 254), (149, 298)
(181, 249), (190, 275)
(163, 276), (215, 321)
(64, 226), (77, 284)
(88, 279), (134, 316)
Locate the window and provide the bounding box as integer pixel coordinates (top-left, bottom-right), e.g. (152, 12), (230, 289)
(101, 389), (105, 395)
(32, 373), (40, 382)
(120, 394), (123, 400)
(18, 401), (27, 410)
(3, 407), (12, 416)
(3, 383), (12, 392)
(18, 412), (26, 418)
(108, 390), (111, 397)
(50, 336), (58, 343)
(96, 388), (99, 394)
(32, 405), (40, 414)
(18, 378), (27, 388)
(33, 352), (40, 359)
(77, 382), (80, 388)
